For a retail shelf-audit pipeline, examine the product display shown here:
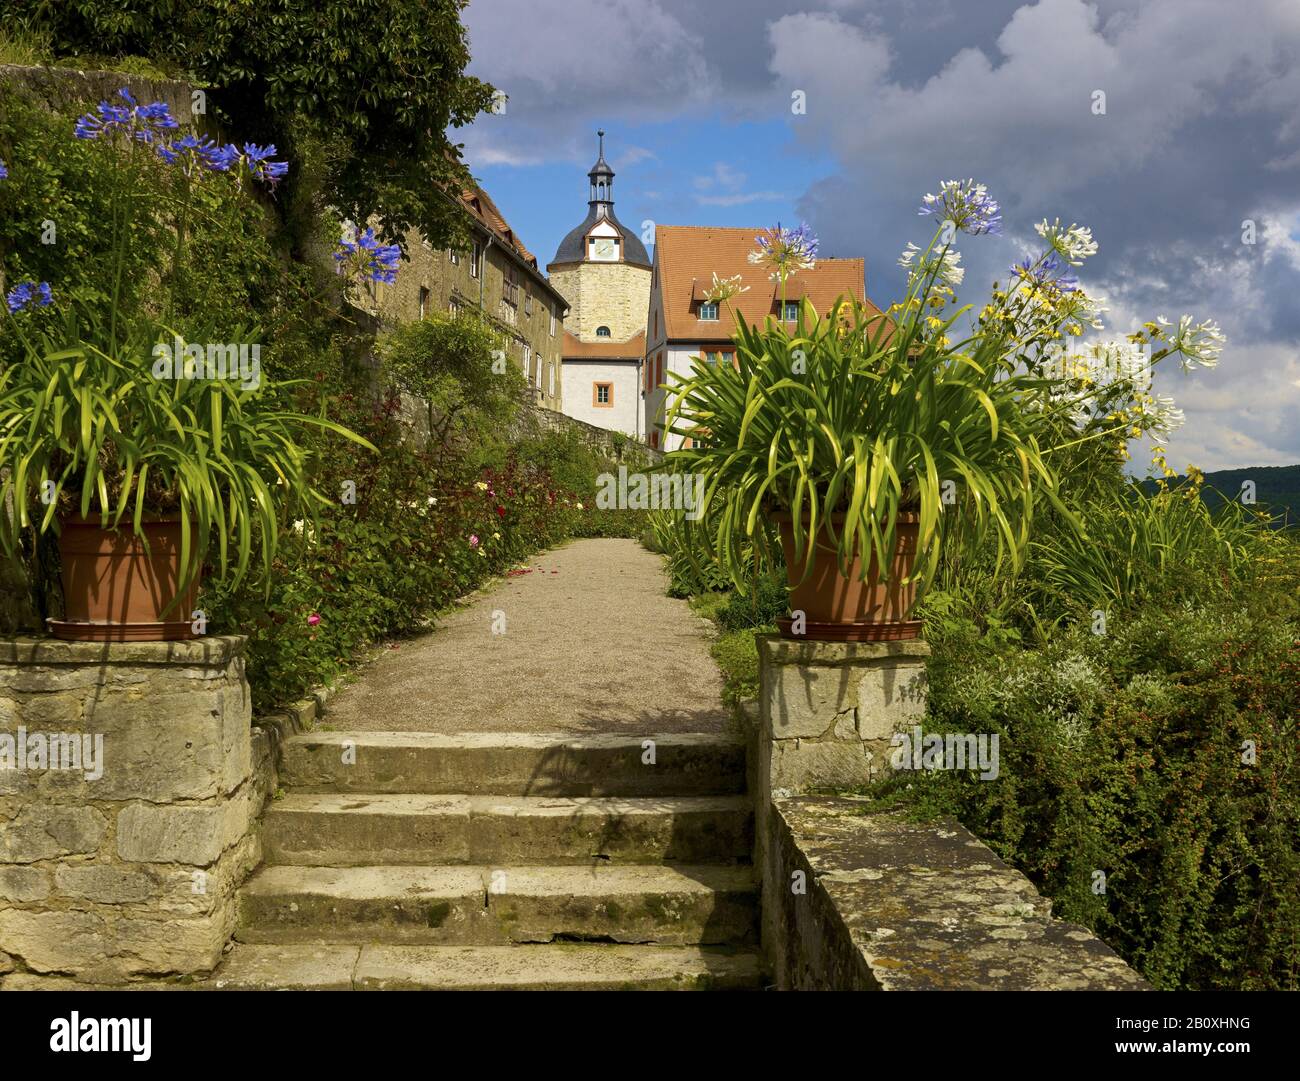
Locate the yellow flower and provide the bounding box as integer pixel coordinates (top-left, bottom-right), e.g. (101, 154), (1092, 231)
(492, 532), (501, 540)
(474, 481), (489, 491)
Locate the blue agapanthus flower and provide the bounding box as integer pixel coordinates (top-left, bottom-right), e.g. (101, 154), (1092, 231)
(157, 133), (230, 176)
(919, 179), (1002, 237)
(1011, 253), (1079, 292)
(74, 88), (178, 144)
(747, 221), (819, 281)
(334, 228), (402, 284)
(219, 143), (289, 188)
(0, 160), (8, 180)
(6, 280), (53, 314)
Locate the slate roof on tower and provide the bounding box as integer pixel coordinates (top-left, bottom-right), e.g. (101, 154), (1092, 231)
(653, 225), (880, 342)
(549, 131), (652, 269)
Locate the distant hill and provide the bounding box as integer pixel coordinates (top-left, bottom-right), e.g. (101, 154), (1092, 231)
(1138, 464), (1300, 527)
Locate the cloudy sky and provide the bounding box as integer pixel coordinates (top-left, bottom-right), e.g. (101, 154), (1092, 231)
(459, 0), (1300, 472)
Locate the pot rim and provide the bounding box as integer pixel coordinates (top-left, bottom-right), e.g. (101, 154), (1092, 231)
(58, 512), (194, 528)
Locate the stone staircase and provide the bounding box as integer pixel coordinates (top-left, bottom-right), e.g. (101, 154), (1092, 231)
(210, 732), (763, 990)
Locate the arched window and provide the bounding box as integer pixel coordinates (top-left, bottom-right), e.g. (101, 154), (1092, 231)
(596, 325), (611, 337)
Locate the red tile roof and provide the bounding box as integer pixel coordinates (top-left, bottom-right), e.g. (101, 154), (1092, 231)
(654, 225), (882, 342)
(562, 329), (645, 360)
(460, 186), (536, 268)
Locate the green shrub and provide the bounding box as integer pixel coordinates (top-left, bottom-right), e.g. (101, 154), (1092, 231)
(716, 573), (789, 630)
(892, 546), (1300, 990)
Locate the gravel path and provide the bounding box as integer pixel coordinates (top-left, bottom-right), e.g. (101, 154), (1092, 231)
(319, 538), (733, 735)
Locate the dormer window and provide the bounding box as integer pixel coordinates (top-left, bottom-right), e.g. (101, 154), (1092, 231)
(698, 301), (719, 321)
(596, 325), (611, 337)
(781, 300), (799, 321)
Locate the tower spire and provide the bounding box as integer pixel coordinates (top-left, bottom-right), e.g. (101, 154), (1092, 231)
(588, 129), (615, 213)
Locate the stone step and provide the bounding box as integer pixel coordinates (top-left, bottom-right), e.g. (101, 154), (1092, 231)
(261, 793), (753, 866)
(205, 942), (764, 990)
(279, 731), (746, 796)
(236, 863), (758, 946)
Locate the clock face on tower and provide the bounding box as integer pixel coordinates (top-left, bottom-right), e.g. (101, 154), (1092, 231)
(590, 237), (618, 261)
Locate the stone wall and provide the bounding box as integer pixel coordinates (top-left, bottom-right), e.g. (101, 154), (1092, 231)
(0, 637), (273, 983)
(756, 636), (929, 794)
(547, 261), (651, 344)
(507, 401), (662, 465)
(766, 796), (1150, 990)
(751, 632), (1149, 990)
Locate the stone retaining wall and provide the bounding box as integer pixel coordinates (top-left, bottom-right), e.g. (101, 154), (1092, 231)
(767, 796), (1150, 990)
(0, 637), (272, 983)
(752, 633), (1149, 990)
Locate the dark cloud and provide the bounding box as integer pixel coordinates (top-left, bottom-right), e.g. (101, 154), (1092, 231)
(462, 0), (1300, 469)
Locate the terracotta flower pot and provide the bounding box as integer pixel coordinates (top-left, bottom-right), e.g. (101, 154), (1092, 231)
(49, 514), (202, 642)
(775, 511), (922, 641)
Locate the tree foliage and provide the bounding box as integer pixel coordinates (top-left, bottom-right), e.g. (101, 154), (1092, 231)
(12, 0), (496, 248)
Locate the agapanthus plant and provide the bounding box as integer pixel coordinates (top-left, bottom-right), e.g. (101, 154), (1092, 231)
(662, 176), (1226, 601)
(74, 87), (179, 144)
(0, 88), (371, 604)
(218, 142), (290, 189)
(748, 222), (818, 284)
(6, 281), (53, 314)
(918, 178), (1002, 236)
(335, 226), (403, 285)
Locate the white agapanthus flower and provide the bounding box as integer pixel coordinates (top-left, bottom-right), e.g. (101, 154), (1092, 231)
(1170, 315), (1225, 370)
(1087, 340), (1152, 393)
(1139, 392), (1186, 436)
(1035, 219), (1098, 266)
(703, 272), (750, 302)
(898, 242), (964, 286)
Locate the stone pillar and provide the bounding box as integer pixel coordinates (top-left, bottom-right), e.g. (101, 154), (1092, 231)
(753, 635), (929, 982)
(756, 636), (930, 795)
(0, 636), (267, 983)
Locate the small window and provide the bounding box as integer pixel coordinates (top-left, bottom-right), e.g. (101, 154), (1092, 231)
(596, 325), (611, 337)
(448, 248), (460, 265)
(471, 241), (481, 278)
(653, 311), (658, 337)
(525, 289), (533, 316)
(698, 301), (719, 321)
(549, 310), (556, 336)
(418, 287), (430, 319)
(593, 382), (613, 407)
(522, 344), (531, 374)
(782, 300), (799, 321)
(449, 297), (461, 317)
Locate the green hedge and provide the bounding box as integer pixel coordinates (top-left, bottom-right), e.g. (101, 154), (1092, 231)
(905, 584), (1300, 990)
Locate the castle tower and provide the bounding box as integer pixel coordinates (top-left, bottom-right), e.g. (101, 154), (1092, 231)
(549, 131), (652, 436)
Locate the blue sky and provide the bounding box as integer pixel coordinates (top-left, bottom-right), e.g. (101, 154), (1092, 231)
(472, 115), (843, 274)
(459, 0), (1300, 473)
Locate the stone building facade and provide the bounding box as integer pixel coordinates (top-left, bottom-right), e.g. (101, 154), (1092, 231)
(360, 188), (570, 412)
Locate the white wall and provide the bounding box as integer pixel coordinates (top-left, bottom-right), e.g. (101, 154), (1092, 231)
(561, 359), (641, 436)
(645, 344), (715, 451)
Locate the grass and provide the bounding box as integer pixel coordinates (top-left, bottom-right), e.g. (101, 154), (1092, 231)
(0, 23), (179, 80)
(688, 592), (771, 707)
